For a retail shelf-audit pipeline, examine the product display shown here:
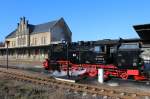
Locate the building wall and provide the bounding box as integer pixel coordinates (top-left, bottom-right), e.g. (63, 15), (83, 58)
(5, 38), (16, 48)
(51, 19), (72, 43)
(30, 32), (50, 46)
(4, 31), (51, 61)
(0, 48), (48, 61)
(16, 34), (29, 47)
(5, 32), (51, 48)
(51, 24), (64, 42)
(16, 17), (29, 47)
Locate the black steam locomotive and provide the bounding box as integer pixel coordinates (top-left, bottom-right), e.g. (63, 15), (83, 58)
(43, 39), (149, 80)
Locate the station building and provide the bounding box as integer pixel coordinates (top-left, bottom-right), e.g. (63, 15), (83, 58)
(0, 17), (72, 61)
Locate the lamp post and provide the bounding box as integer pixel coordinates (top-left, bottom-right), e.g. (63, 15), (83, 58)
(62, 40), (70, 78)
(6, 41), (9, 69)
(78, 41), (82, 64)
(66, 42), (70, 78)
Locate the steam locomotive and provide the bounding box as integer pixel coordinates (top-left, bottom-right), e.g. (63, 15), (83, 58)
(43, 39), (150, 80)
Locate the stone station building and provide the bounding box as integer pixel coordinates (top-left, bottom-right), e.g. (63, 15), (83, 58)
(0, 17), (72, 62)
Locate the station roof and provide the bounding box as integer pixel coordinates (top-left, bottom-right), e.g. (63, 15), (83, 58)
(6, 18), (62, 39)
(133, 24), (150, 40)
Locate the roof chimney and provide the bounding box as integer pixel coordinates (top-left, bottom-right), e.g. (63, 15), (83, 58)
(23, 16), (25, 24)
(26, 20), (28, 25)
(17, 23), (19, 27)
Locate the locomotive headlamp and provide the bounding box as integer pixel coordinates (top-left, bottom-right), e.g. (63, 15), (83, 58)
(133, 62), (137, 67)
(73, 53), (76, 57)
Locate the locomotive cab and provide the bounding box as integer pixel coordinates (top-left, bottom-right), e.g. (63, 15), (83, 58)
(115, 43), (142, 69)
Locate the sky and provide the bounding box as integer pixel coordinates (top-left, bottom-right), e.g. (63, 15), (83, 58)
(0, 0), (150, 42)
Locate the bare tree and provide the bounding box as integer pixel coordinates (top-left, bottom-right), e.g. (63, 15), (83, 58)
(0, 41), (4, 47)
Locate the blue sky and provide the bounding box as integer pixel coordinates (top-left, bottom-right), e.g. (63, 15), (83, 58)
(0, 0), (150, 42)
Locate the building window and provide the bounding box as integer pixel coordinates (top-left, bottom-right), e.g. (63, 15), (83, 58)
(43, 37), (46, 44)
(32, 38), (37, 45)
(31, 37), (37, 45)
(22, 37), (26, 45)
(35, 38), (37, 45)
(41, 37), (43, 45)
(12, 41), (15, 47)
(17, 37), (26, 46)
(18, 38), (21, 46)
(41, 37), (46, 45)
(32, 38), (34, 45)
(14, 41), (16, 46)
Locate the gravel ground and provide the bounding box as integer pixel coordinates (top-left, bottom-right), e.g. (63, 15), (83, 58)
(106, 78), (150, 92)
(0, 63), (150, 99)
(78, 77), (150, 94)
(0, 72), (114, 99)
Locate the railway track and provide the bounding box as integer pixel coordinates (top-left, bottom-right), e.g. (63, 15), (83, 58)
(0, 68), (149, 99)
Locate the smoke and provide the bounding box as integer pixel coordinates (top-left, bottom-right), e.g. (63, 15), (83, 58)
(52, 69), (86, 77)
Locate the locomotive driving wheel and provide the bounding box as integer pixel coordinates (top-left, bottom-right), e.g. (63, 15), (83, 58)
(120, 72), (128, 80)
(89, 69), (98, 77)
